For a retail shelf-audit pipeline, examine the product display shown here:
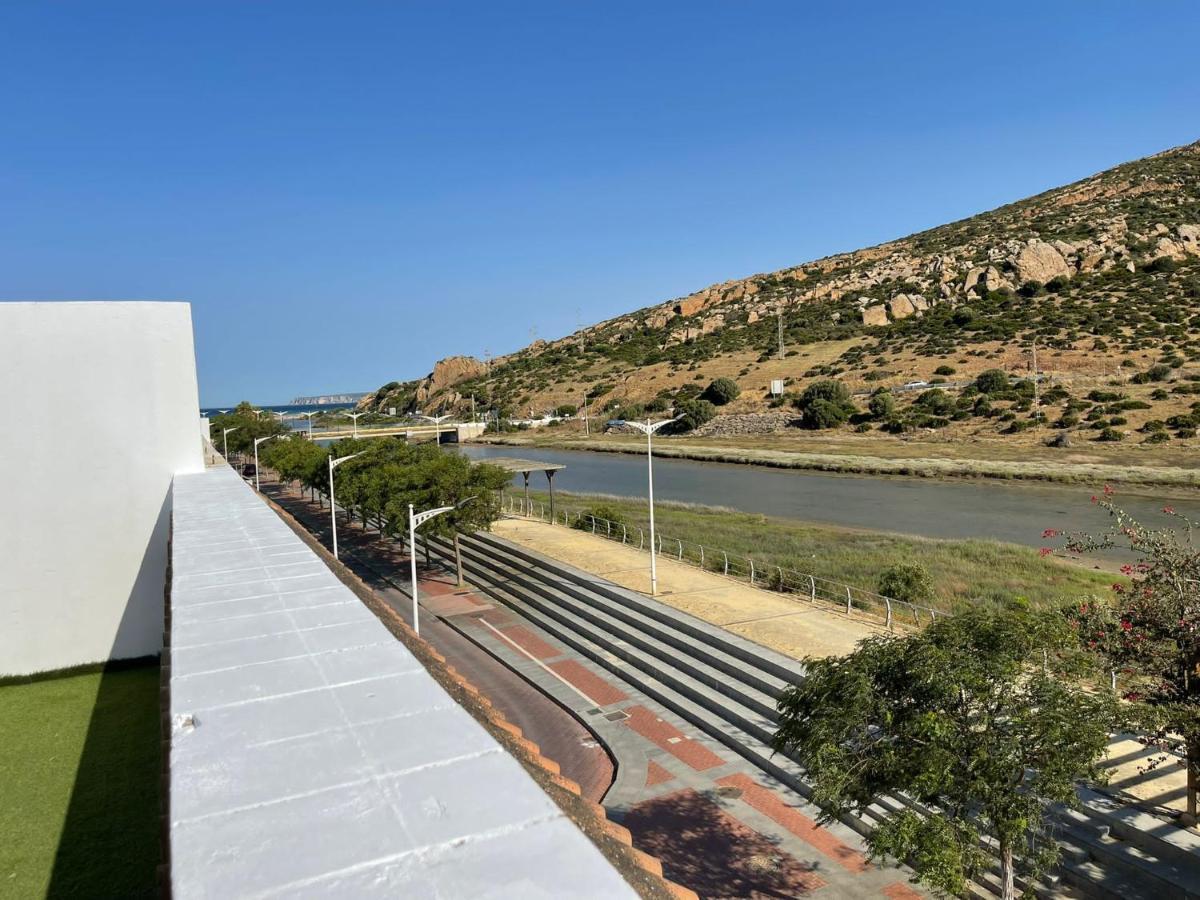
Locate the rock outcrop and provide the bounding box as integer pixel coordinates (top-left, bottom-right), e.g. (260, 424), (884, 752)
(1013, 240), (1072, 285)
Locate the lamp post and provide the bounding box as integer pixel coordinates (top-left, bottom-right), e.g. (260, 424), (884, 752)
(253, 435), (278, 491)
(612, 417), (679, 596)
(418, 413), (453, 443)
(407, 496), (476, 637)
(342, 411), (366, 438)
(222, 426), (239, 459)
(299, 411), (317, 439)
(328, 452), (363, 560)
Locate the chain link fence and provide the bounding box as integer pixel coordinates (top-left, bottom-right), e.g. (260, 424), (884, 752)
(503, 496), (946, 631)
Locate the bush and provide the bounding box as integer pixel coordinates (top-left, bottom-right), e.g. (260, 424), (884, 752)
(554, 403), (578, 417)
(572, 505), (627, 532)
(801, 399), (850, 430)
(878, 563), (934, 604)
(701, 377), (741, 406)
(974, 369), (1009, 394)
(868, 390), (896, 419)
(915, 388), (955, 417)
(672, 398), (717, 432)
(1095, 427), (1123, 442)
(933, 365), (956, 376)
(796, 379), (853, 410)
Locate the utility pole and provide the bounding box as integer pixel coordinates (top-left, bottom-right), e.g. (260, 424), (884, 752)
(777, 310), (785, 360)
(582, 394), (590, 436)
(1031, 339), (1040, 422)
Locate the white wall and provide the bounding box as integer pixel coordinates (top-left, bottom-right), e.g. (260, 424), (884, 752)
(0, 301), (203, 675)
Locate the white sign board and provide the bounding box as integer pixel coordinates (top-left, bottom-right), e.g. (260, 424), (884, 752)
(770, 379), (785, 396)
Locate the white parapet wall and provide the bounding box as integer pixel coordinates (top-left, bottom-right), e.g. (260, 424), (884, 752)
(0, 301), (204, 675)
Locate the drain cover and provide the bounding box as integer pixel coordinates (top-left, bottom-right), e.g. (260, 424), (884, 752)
(585, 707), (603, 716)
(716, 785), (743, 799)
(604, 710), (630, 722)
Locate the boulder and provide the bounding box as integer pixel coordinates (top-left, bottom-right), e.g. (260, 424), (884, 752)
(889, 294), (919, 319)
(1013, 240), (1072, 285)
(1153, 236), (1187, 261)
(428, 355), (487, 393)
(1178, 224), (1200, 250)
(861, 304), (889, 327)
(1078, 250), (1106, 272)
(981, 265), (1012, 293)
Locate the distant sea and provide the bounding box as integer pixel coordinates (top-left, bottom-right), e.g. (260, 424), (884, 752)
(200, 402), (357, 430)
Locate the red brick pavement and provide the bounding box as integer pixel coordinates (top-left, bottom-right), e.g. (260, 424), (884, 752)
(547, 659), (629, 706)
(645, 761), (675, 787)
(623, 706), (725, 771)
(717, 773), (869, 873)
(882, 882), (923, 899)
(499, 624), (563, 660)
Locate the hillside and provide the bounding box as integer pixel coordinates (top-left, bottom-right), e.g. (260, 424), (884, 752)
(364, 139), (1200, 463)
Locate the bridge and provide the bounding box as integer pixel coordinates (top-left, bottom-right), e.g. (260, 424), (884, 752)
(305, 421), (489, 443)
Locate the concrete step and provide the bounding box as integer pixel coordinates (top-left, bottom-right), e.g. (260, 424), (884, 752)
(470, 532), (807, 688)
(445, 537), (784, 724)
(440, 537), (781, 743)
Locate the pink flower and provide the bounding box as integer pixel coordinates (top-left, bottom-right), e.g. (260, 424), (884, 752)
(1042, 528), (1060, 538)
(1163, 505), (1175, 515)
(1112, 583), (1125, 593)
(1090, 495), (1099, 504)
(1120, 620), (1132, 631)
(1103, 484), (1115, 496)
(1039, 547), (1054, 557)
(1120, 564), (1134, 576)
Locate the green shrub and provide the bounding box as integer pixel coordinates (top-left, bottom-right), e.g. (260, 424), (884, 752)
(572, 505), (627, 531)
(1095, 427), (1123, 442)
(701, 377), (741, 406)
(868, 390), (896, 419)
(801, 399), (850, 430)
(974, 369), (1009, 394)
(672, 398), (717, 432)
(554, 403), (578, 417)
(878, 563), (934, 604)
(933, 365), (956, 376)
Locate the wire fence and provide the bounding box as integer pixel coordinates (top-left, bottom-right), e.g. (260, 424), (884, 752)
(502, 496), (946, 631)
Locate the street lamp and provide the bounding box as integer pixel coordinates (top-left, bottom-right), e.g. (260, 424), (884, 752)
(222, 426), (239, 459)
(298, 411), (318, 439)
(408, 496), (476, 637)
(328, 451), (363, 560)
(611, 416), (679, 596)
(253, 435), (279, 491)
(341, 411), (367, 438)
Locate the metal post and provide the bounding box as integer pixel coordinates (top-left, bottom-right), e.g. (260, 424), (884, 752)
(810, 576), (816, 602)
(329, 456), (339, 560)
(522, 471), (530, 513)
(621, 524), (627, 544)
(677, 539), (682, 561)
(885, 599), (893, 631)
(845, 586), (853, 615)
(749, 560), (755, 585)
(646, 424), (658, 596)
(408, 503), (420, 637)
(699, 546), (704, 567)
(546, 469), (556, 523)
(723, 551), (728, 575)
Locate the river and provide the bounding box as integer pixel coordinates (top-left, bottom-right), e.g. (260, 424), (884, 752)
(461, 444), (1197, 554)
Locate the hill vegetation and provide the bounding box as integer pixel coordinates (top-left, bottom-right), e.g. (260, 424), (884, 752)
(363, 139), (1200, 461)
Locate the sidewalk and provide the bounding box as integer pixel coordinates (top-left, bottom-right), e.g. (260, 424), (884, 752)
(493, 517), (889, 659)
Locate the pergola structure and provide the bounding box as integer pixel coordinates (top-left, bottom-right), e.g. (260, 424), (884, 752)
(481, 457), (566, 520)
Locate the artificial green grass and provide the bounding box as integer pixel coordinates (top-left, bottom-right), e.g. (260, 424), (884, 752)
(521, 490), (1122, 612)
(0, 664), (160, 899)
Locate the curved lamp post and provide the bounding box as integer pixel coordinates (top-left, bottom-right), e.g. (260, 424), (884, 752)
(408, 496), (476, 637)
(328, 451), (363, 560)
(222, 426), (239, 459)
(610, 416), (679, 596)
(253, 434), (279, 491)
(341, 411), (366, 438)
(298, 411), (318, 439)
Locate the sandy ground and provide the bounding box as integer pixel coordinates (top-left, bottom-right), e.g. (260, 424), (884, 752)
(493, 516), (1191, 816)
(493, 517), (889, 660)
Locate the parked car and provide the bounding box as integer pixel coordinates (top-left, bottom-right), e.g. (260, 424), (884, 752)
(241, 463), (256, 479)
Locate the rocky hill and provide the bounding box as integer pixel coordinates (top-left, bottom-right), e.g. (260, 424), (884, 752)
(363, 139), (1200, 452)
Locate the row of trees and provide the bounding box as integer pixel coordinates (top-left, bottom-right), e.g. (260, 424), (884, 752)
(208, 401), (289, 455)
(260, 435), (510, 584)
(773, 496), (1200, 899)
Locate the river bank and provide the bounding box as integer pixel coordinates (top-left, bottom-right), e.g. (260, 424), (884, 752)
(477, 432), (1200, 491)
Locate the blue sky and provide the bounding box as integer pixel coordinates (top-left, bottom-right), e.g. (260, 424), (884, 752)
(2, 3), (1197, 406)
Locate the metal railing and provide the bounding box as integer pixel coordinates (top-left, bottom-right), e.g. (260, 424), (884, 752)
(503, 496), (946, 631)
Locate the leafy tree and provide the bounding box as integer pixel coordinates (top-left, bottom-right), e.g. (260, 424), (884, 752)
(800, 398), (849, 430)
(209, 404), (289, 457)
(797, 379), (853, 410)
(672, 398), (716, 432)
(933, 365), (956, 376)
(914, 388), (955, 417)
(701, 377), (741, 406)
(868, 390), (896, 419)
(1057, 494), (1200, 823)
(774, 607), (1116, 900)
(974, 369), (1010, 395)
(554, 403), (578, 417)
(877, 562), (934, 604)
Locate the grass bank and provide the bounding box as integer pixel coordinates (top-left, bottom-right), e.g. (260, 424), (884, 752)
(0, 663), (160, 899)
(515, 490), (1121, 613)
(480, 432), (1200, 491)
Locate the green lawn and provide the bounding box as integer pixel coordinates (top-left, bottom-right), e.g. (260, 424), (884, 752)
(0, 664), (160, 899)
(520, 490), (1122, 613)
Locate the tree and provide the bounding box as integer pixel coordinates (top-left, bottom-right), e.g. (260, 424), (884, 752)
(672, 398), (716, 432)
(554, 403), (578, 417)
(877, 562), (933, 604)
(868, 390), (896, 419)
(974, 369), (1009, 395)
(800, 398), (849, 430)
(702, 377), (741, 406)
(774, 607), (1116, 900)
(794, 379), (856, 430)
(209, 402), (289, 457)
(1056, 492), (1200, 823)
